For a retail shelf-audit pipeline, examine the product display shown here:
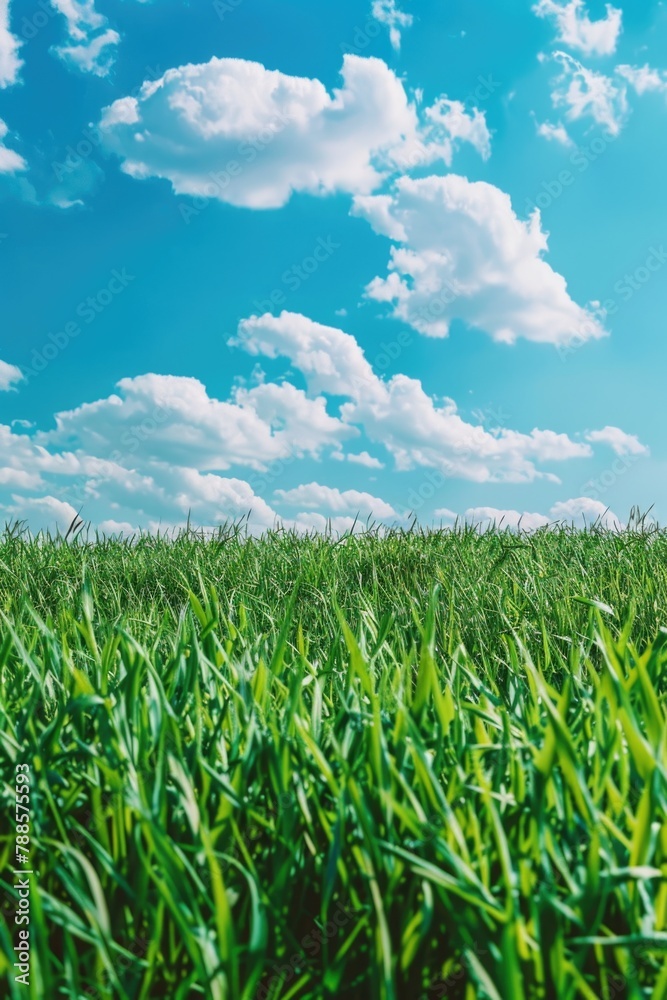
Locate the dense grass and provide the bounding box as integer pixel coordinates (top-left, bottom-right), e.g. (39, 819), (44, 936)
(2, 522), (667, 998)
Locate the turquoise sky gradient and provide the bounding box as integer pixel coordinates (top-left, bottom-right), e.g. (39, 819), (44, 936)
(0, 0), (665, 534)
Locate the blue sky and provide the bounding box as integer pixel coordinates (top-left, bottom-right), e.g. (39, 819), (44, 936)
(0, 0), (665, 535)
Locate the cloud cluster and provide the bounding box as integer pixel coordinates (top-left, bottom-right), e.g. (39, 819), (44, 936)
(585, 426), (649, 456)
(0, 119), (25, 173)
(235, 311), (597, 482)
(42, 372), (353, 471)
(371, 0), (414, 51)
(545, 51), (628, 135)
(1, 310), (643, 535)
(463, 497), (622, 531)
(0, 358), (23, 389)
(616, 63), (667, 98)
(275, 483), (396, 519)
(541, 54), (667, 139)
(535, 119), (573, 146)
(0, 0), (21, 87)
(353, 174), (605, 345)
(533, 0), (622, 56)
(99, 55), (490, 208)
(50, 0), (120, 77)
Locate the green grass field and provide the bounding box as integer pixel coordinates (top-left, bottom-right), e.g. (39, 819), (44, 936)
(2, 521), (667, 999)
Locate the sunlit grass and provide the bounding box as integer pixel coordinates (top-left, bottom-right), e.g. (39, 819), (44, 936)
(1, 520), (667, 998)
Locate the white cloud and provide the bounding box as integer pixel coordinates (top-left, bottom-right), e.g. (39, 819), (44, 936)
(585, 426), (649, 455)
(100, 55), (490, 208)
(168, 469), (278, 528)
(533, 0), (622, 56)
(422, 97), (492, 162)
(549, 496), (622, 528)
(275, 482), (396, 518)
(42, 372), (352, 471)
(235, 311), (594, 483)
(0, 358), (23, 389)
(464, 497), (622, 531)
(353, 174), (605, 345)
(98, 519), (137, 535)
(51, 0), (120, 76)
(535, 118), (573, 146)
(0, 0), (21, 88)
(0, 421), (286, 535)
(0, 363), (356, 534)
(2, 495), (79, 535)
(464, 506), (552, 531)
(347, 451), (385, 469)
(434, 507), (457, 521)
(547, 51), (628, 135)
(0, 121), (25, 173)
(616, 63), (667, 97)
(234, 312), (376, 396)
(544, 57), (667, 137)
(371, 0), (413, 51)
(0, 319), (640, 535)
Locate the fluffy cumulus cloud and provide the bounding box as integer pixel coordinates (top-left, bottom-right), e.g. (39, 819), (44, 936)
(0, 363), (361, 534)
(0, 0), (21, 87)
(99, 55), (490, 208)
(0, 358), (23, 389)
(42, 372), (353, 471)
(533, 0), (622, 56)
(371, 0), (413, 51)
(352, 174), (605, 345)
(235, 311), (594, 483)
(549, 497), (623, 528)
(1, 495), (79, 535)
(50, 0), (120, 77)
(545, 51), (628, 135)
(275, 483), (397, 519)
(1, 310), (638, 535)
(464, 497), (623, 531)
(0, 421), (283, 536)
(585, 426), (649, 456)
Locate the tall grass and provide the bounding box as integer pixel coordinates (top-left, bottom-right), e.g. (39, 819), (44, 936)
(1, 522), (667, 997)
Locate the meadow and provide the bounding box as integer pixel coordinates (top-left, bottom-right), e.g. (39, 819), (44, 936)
(2, 517), (667, 998)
